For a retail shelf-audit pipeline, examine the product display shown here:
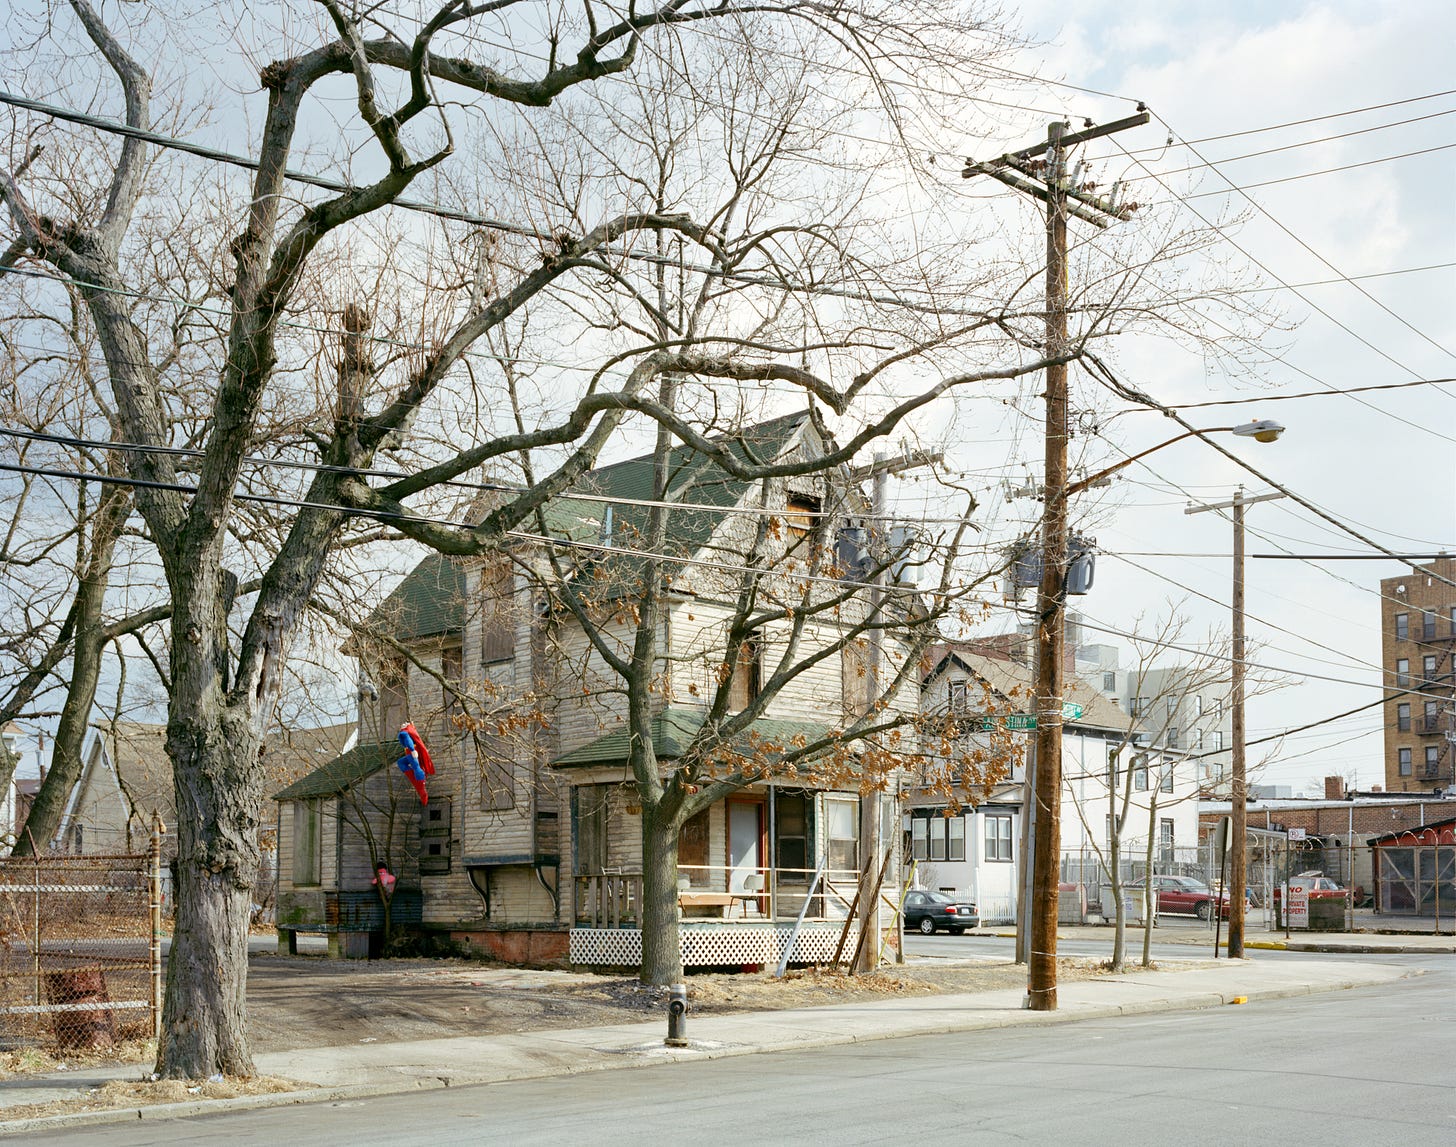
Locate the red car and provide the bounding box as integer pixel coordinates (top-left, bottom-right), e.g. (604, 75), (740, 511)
(1127, 875), (1229, 920)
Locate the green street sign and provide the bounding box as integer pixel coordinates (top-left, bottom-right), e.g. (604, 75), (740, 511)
(980, 702), (1083, 732)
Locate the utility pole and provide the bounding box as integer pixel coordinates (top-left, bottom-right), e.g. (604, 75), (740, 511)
(847, 449), (941, 973)
(1187, 487), (1284, 957)
(965, 109), (1147, 1010)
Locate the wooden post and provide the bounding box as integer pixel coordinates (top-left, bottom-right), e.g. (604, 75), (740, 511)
(1028, 119), (1070, 1012)
(849, 846), (894, 973)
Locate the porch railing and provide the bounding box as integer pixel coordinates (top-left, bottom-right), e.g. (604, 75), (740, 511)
(574, 864), (862, 928)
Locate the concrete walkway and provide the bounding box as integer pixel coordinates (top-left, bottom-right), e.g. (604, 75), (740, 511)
(0, 953), (1430, 1136)
(985, 922), (1456, 954)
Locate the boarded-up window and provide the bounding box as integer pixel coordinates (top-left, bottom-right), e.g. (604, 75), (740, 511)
(292, 800), (321, 885)
(575, 785), (610, 876)
(379, 654), (408, 733)
(727, 638), (762, 712)
(478, 738), (515, 811)
(785, 493), (820, 541)
(480, 562), (515, 664)
(678, 809), (709, 884)
(418, 798), (452, 875)
(441, 643), (463, 733)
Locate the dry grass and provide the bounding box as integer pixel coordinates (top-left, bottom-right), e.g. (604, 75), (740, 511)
(0, 1039), (154, 1080)
(0, 1074), (309, 1123)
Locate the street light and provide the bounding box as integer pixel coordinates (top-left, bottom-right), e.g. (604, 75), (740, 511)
(1067, 421), (1285, 495)
(1025, 418), (1285, 1009)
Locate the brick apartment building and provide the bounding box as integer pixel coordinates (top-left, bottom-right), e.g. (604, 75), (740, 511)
(1381, 555), (1456, 793)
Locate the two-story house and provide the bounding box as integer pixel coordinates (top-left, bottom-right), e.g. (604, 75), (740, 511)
(274, 412), (924, 967)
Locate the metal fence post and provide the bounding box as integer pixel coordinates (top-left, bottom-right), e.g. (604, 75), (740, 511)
(150, 813), (164, 1041)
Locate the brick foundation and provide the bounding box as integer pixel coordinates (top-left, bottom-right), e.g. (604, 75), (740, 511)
(452, 927), (571, 967)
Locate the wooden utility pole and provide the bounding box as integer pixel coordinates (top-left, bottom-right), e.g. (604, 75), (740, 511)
(1186, 487), (1283, 957)
(847, 450), (941, 973)
(964, 108), (1148, 1010)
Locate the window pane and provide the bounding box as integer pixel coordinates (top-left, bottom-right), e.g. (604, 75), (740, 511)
(948, 816), (965, 862)
(1395, 612), (1408, 640)
(929, 818), (946, 861)
(912, 818), (928, 860)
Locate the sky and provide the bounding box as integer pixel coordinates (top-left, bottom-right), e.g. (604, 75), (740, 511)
(893, 0), (1455, 792)
(2, 2), (1451, 795)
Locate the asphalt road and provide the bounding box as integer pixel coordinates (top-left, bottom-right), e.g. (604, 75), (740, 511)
(32, 953), (1453, 1146)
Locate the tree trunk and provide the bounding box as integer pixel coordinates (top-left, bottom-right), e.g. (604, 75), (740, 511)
(639, 804), (683, 986)
(155, 702), (263, 1078)
(1141, 797), (1158, 968)
(13, 481), (131, 856)
(1109, 834), (1125, 973)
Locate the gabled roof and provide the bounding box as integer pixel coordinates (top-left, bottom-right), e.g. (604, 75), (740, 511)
(924, 646), (1135, 736)
(541, 411), (811, 550)
(554, 707), (829, 768)
(368, 552), (470, 641)
(371, 411), (815, 641)
(271, 741), (398, 801)
(98, 721), (175, 823)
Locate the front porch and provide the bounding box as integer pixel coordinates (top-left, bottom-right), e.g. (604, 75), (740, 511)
(570, 864), (865, 968)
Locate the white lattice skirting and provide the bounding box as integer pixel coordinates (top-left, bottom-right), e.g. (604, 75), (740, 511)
(569, 924), (858, 967)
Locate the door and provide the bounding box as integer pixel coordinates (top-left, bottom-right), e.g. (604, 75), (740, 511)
(727, 799), (764, 894)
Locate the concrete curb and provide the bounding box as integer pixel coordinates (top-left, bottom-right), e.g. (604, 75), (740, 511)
(0, 964), (1419, 1138)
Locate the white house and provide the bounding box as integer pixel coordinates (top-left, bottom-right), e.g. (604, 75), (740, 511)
(909, 646), (1199, 924)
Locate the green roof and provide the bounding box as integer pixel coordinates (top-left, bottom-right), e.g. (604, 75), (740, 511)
(272, 740), (397, 801)
(372, 412), (814, 640)
(541, 411), (810, 556)
(554, 707), (829, 768)
(368, 552), (469, 641)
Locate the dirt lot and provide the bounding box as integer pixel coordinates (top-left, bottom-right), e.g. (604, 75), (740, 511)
(243, 950), (1126, 1052)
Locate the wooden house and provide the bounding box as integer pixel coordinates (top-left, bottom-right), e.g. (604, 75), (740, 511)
(275, 412), (921, 965)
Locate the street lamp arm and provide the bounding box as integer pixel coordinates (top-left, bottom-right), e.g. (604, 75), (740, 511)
(1067, 428), (1234, 495)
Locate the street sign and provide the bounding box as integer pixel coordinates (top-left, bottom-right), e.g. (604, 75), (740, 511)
(1288, 827), (1306, 841)
(980, 701), (1084, 731)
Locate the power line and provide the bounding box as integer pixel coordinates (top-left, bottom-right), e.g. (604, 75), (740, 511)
(1140, 115), (1456, 372)
(1127, 87), (1456, 150)
(1157, 377), (1455, 410)
(1125, 105), (1456, 181)
(1178, 141), (1456, 201)
(0, 90), (1013, 322)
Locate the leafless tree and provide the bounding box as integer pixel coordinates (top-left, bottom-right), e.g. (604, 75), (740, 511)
(0, 0), (1272, 1076)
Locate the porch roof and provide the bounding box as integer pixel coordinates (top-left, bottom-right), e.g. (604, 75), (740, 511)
(553, 707), (829, 768)
(272, 740), (397, 801)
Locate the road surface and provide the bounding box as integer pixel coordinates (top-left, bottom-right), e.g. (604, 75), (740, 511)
(30, 953), (1453, 1146)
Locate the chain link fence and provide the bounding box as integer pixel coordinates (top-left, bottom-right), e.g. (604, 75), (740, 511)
(0, 831), (162, 1051)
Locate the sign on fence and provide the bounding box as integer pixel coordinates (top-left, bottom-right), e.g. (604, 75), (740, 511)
(1286, 878), (1310, 929)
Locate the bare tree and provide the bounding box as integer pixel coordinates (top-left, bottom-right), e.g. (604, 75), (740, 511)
(0, 0), (1267, 1076)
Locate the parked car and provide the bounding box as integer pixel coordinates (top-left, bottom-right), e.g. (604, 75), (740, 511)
(904, 890), (979, 934)
(1275, 872), (1349, 903)
(1126, 875), (1229, 920)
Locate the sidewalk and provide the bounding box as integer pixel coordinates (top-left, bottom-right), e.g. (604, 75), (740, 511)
(0, 954), (1425, 1136)
(1012, 922), (1456, 955)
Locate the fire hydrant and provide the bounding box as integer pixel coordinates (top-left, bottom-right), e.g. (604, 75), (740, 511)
(665, 983), (688, 1047)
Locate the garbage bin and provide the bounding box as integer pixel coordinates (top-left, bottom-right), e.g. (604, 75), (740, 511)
(1100, 887), (1143, 924)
